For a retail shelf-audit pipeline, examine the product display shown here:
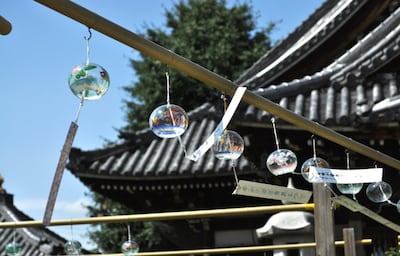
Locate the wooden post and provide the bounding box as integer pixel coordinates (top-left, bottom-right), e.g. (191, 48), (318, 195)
(313, 183), (335, 256)
(343, 228), (356, 256)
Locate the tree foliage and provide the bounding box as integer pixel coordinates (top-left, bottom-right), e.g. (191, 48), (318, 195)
(85, 192), (175, 252)
(123, 0), (274, 130)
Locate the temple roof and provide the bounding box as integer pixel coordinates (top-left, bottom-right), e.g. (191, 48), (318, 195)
(0, 190), (67, 255)
(69, 102), (260, 182)
(68, 0), (400, 191)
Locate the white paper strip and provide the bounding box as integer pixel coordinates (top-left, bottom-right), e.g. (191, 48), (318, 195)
(233, 180), (312, 203)
(335, 195), (400, 233)
(307, 167), (382, 184)
(186, 86), (247, 162)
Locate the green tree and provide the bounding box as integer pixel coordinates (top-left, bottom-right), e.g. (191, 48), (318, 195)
(85, 192), (175, 252)
(123, 0), (274, 130)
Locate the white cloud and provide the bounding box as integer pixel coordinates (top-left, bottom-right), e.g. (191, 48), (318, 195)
(57, 197), (91, 216)
(15, 197), (91, 219)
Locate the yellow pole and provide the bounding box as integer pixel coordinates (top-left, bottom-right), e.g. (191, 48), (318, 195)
(48, 239), (372, 256)
(0, 203), (314, 228)
(34, 0), (400, 171)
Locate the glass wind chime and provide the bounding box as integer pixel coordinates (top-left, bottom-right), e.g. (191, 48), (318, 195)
(5, 228), (22, 256)
(64, 225), (82, 255)
(300, 135), (330, 182)
(365, 168), (396, 208)
(266, 117), (297, 176)
(121, 224), (139, 256)
(212, 93), (245, 183)
(149, 72), (189, 139)
(336, 150), (363, 200)
(43, 27), (110, 226)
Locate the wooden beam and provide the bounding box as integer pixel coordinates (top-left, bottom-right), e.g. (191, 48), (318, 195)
(0, 16), (12, 35)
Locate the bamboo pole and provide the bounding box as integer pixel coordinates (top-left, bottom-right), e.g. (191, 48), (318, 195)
(0, 203), (314, 228)
(48, 239), (372, 256)
(0, 16), (12, 35)
(33, 0), (400, 171)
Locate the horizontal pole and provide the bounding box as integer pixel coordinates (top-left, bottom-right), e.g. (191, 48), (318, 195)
(0, 203), (314, 228)
(33, 0), (400, 170)
(49, 239), (372, 256)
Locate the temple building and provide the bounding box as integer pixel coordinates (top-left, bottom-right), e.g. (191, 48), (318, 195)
(0, 176), (69, 255)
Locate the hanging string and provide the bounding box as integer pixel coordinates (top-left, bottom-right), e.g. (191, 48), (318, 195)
(84, 27), (92, 65)
(311, 134), (333, 195)
(127, 223), (132, 241)
(220, 93), (240, 185)
(166, 72), (171, 106)
(73, 97), (84, 123)
(345, 150), (358, 201)
(72, 27), (91, 124)
(165, 72), (188, 156)
(231, 160), (239, 185)
(271, 117), (280, 150)
(311, 135), (317, 159)
(70, 224), (75, 241)
(12, 223), (16, 245)
(222, 92), (227, 113)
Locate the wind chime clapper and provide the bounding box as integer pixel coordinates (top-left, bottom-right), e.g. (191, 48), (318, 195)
(42, 27), (110, 226)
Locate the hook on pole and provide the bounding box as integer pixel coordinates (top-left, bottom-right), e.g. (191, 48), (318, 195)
(84, 26), (92, 41)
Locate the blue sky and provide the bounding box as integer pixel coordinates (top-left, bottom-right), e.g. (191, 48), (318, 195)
(1, 0), (323, 250)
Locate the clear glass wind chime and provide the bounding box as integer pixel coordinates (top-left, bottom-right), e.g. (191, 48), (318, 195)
(121, 224), (139, 256)
(211, 93), (245, 184)
(43, 27), (110, 226)
(149, 72), (189, 139)
(336, 150), (363, 201)
(300, 135), (330, 182)
(266, 117), (297, 176)
(5, 228), (22, 256)
(365, 165), (397, 209)
(64, 225), (82, 255)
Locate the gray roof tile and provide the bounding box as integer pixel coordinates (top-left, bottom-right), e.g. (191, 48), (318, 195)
(0, 192), (68, 255)
(69, 104), (259, 180)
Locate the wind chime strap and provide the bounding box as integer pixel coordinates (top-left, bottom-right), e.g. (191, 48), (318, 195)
(233, 180), (312, 204)
(43, 121), (79, 226)
(186, 86), (247, 162)
(307, 166), (383, 184)
(335, 195), (400, 233)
